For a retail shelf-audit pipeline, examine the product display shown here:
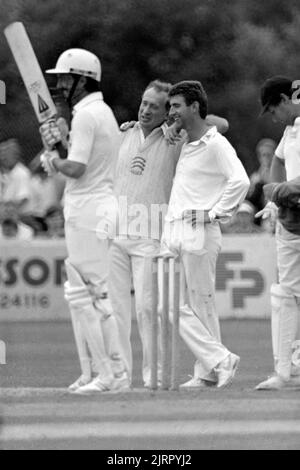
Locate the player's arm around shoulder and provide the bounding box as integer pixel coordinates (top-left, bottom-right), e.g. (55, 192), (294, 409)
(206, 114), (229, 134)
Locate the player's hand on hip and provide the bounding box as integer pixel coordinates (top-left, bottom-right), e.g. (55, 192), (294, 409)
(183, 210), (210, 228)
(39, 120), (62, 150)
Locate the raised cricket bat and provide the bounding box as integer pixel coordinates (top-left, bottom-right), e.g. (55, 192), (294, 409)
(4, 21), (57, 123)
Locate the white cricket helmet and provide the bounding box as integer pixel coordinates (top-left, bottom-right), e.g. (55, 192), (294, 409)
(46, 48), (101, 82)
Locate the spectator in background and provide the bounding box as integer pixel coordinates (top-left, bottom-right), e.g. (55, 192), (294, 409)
(22, 152), (65, 235)
(28, 152), (65, 216)
(0, 138), (32, 213)
(221, 201), (263, 234)
(0, 202), (33, 240)
(1, 218), (19, 238)
(247, 138), (277, 217)
(45, 205), (65, 238)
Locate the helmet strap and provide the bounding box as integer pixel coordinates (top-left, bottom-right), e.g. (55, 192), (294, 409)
(67, 75), (81, 107)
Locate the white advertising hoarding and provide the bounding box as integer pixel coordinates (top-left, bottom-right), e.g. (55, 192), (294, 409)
(0, 239), (68, 321)
(0, 235), (277, 322)
(215, 235), (277, 318)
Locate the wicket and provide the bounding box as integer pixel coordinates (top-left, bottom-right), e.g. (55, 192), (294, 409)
(151, 255), (181, 391)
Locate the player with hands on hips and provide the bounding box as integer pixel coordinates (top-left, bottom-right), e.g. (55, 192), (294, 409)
(40, 48), (128, 395)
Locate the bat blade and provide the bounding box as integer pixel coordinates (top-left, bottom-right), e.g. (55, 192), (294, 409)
(4, 22), (57, 123)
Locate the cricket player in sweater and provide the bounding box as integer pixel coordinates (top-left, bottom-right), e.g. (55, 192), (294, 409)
(162, 81), (250, 388)
(107, 79), (229, 388)
(255, 76), (300, 390)
(39, 49), (128, 394)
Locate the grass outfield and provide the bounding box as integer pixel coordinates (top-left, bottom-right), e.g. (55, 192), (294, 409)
(0, 319), (300, 450)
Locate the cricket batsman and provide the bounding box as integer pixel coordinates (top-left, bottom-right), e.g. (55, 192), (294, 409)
(39, 48), (128, 394)
(256, 76), (300, 390)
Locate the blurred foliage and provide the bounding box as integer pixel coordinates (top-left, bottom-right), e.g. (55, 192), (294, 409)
(0, 0), (300, 174)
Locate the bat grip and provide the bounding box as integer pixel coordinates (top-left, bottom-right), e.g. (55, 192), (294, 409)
(55, 141), (68, 159)
(47, 117), (68, 159)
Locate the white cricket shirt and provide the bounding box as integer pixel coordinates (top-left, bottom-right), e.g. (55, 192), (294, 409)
(166, 126), (250, 221)
(275, 116), (300, 181)
(65, 92), (120, 200)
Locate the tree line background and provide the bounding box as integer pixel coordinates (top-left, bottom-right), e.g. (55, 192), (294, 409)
(0, 0), (300, 174)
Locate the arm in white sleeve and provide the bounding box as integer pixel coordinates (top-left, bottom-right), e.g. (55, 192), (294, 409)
(67, 108), (95, 165)
(209, 138), (250, 220)
(47, 109), (95, 179)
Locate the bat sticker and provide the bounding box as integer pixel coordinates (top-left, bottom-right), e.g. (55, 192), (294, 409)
(38, 94), (50, 114)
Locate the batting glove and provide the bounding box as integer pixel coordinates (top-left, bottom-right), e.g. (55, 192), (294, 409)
(40, 150), (59, 176)
(56, 117), (69, 149)
(40, 120), (63, 150)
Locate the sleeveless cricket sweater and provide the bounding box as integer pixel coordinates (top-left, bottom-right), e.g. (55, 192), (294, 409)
(114, 122), (182, 239)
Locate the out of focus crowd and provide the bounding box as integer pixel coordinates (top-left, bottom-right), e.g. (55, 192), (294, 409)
(0, 138), (65, 240)
(0, 136), (276, 240)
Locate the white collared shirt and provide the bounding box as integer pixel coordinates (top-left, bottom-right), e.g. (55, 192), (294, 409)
(65, 92), (121, 200)
(166, 126), (250, 221)
(275, 116), (300, 181)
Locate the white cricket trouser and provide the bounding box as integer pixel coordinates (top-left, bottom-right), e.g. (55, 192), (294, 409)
(163, 221), (231, 381)
(64, 195), (123, 378)
(276, 222), (300, 368)
(276, 222), (300, 298)
(108, 237), (161, 385)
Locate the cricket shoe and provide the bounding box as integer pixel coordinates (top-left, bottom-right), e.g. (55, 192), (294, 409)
(73, 375), (115, 395)
(216, 353), (240, 388)
(256, 374), (300, 390)
(112, 371), (131, 392)
(180, 376), (216, 389)
(255, 374), (289, 391)
(74, 373), (130, 395)
(68, 375), (92, 393)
